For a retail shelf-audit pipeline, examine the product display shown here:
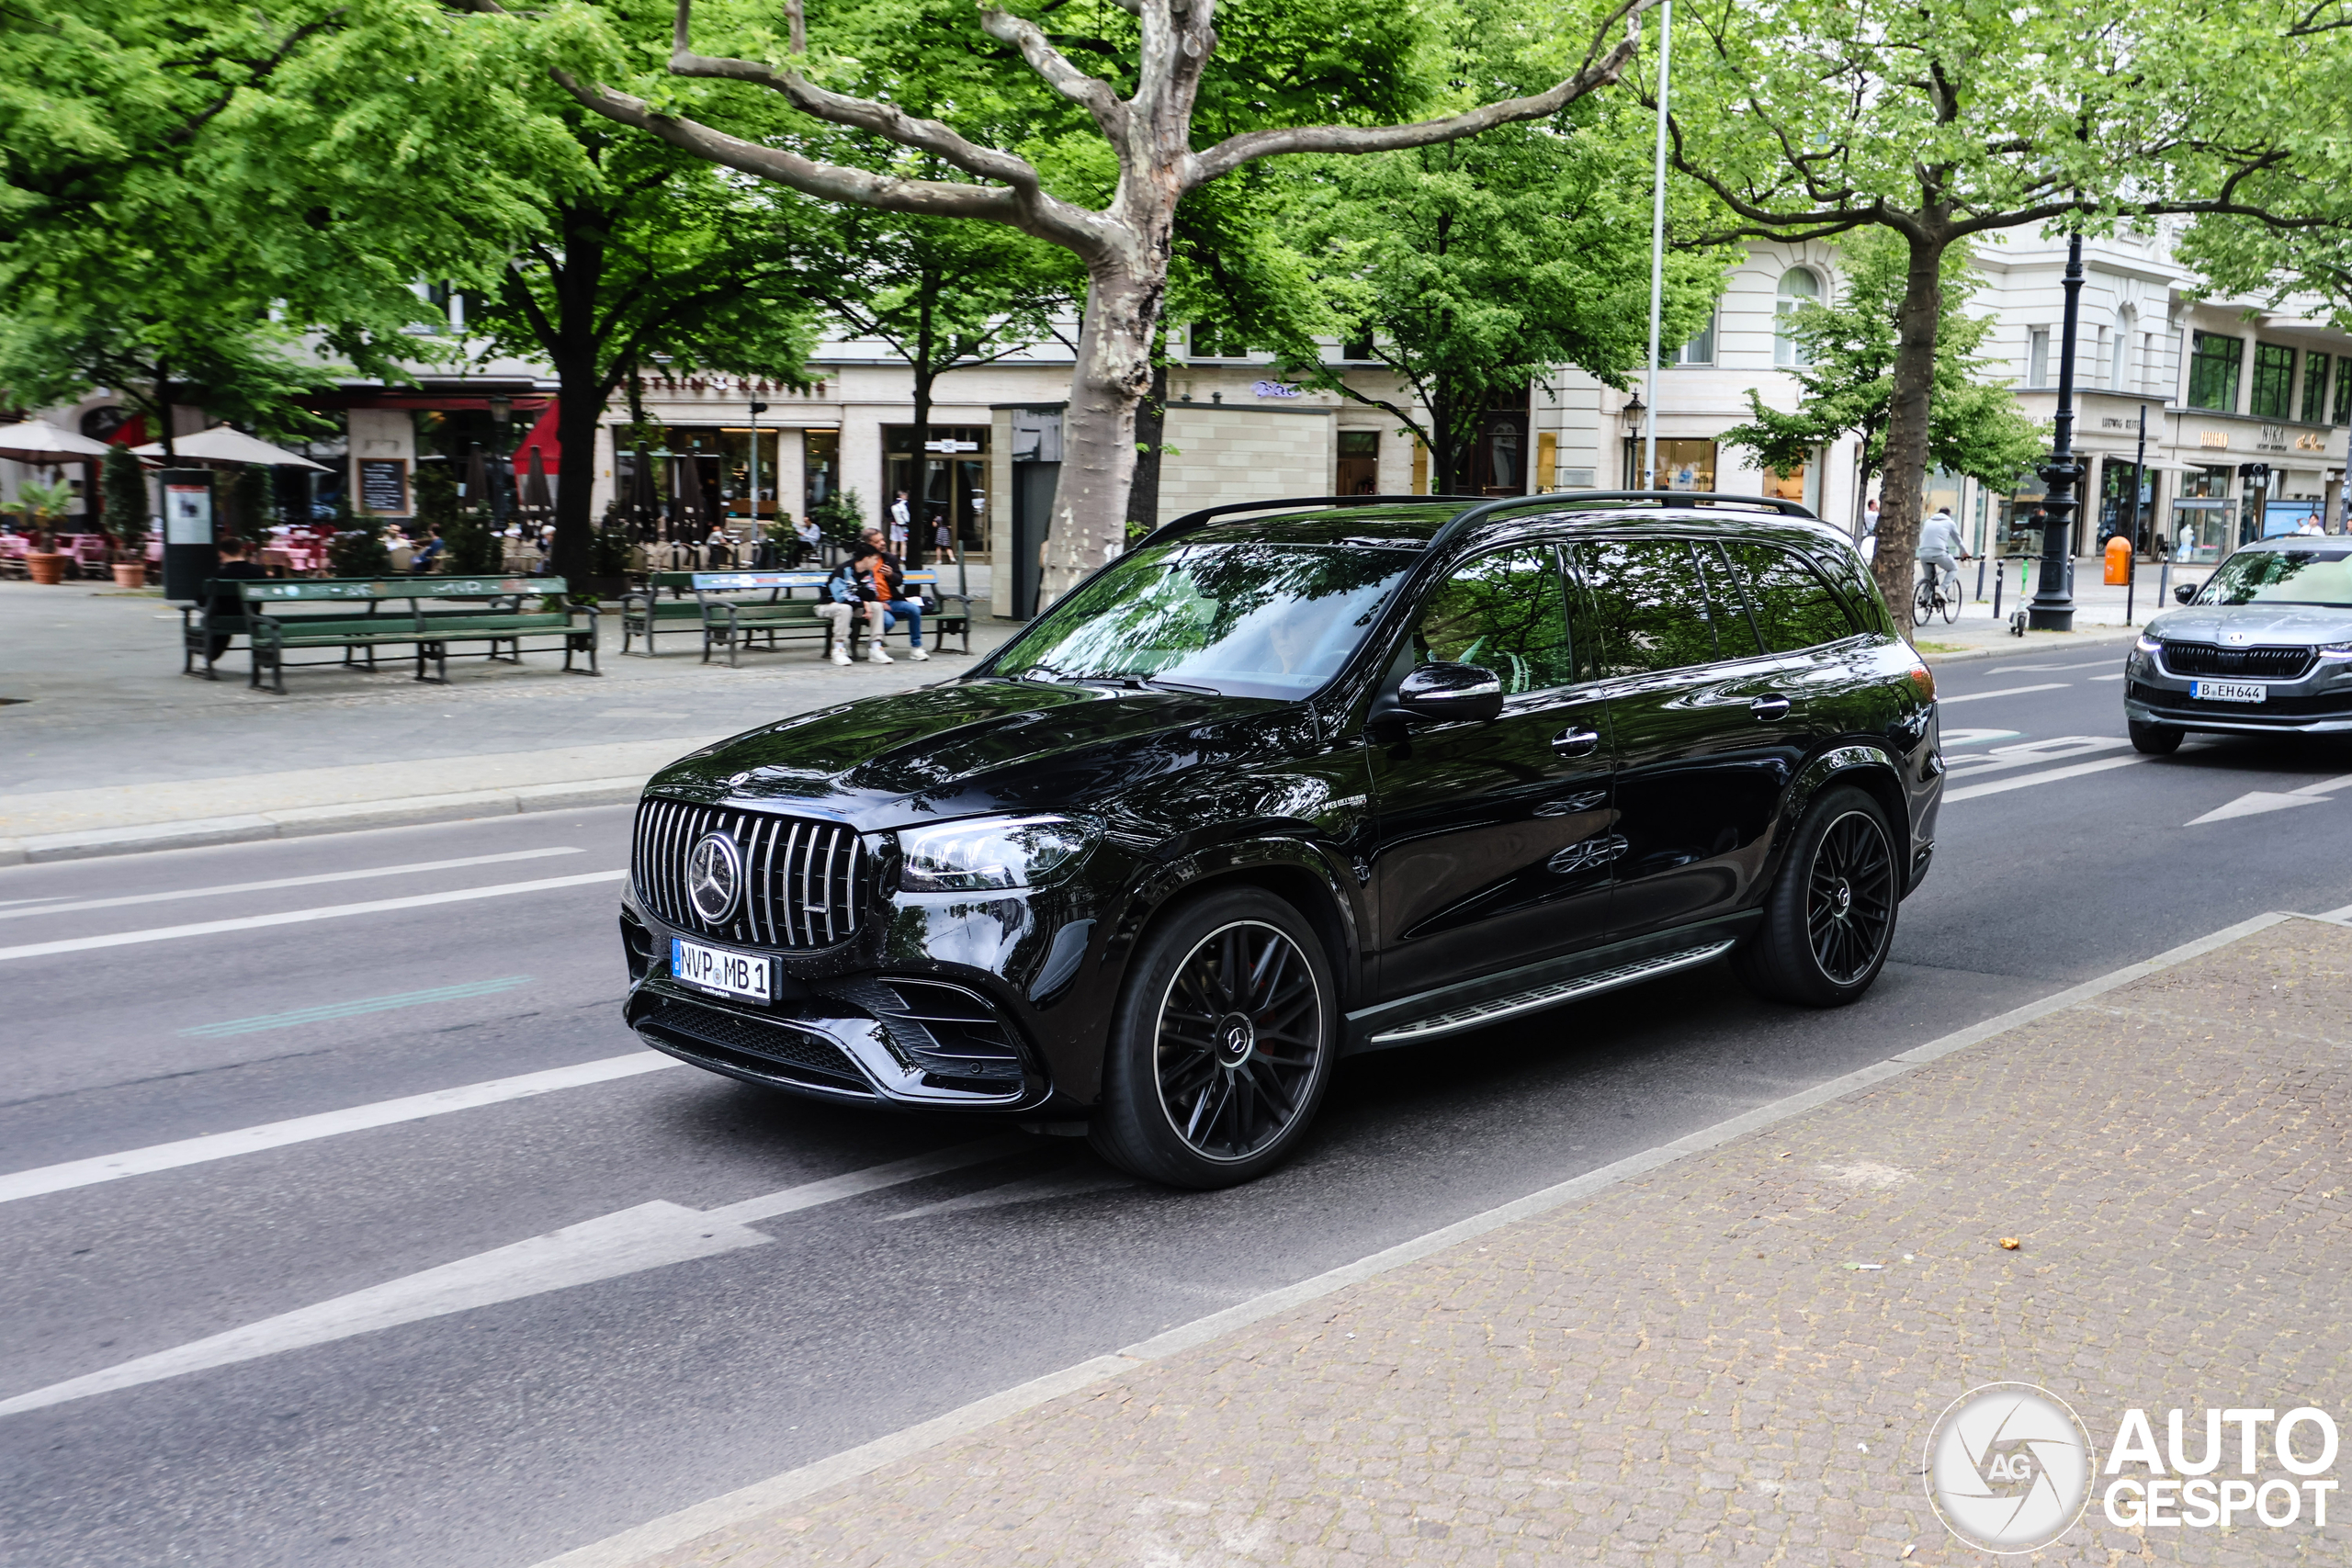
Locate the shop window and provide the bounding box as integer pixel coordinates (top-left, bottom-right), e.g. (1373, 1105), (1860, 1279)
(1773, 269), (1819, 367)
(2028, 328), (2050, 388)
(2335, 356), (2352, 425)
(1190, 321), (1249, 359)
(2250, 342), (2295, 420)
(1621, 436), (1717, 491)
(1677, 310), (1716, 366)
(2188, 332), (2243, 412)
(2304, 352), (2333, 425)
(1762, 462), (1810, 504)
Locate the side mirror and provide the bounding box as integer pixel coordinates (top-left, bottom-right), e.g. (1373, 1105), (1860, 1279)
(1395, 661), (1505, 724)
(2173, 582), (2198, 604)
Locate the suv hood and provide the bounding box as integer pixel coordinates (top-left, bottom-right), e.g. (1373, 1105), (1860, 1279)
(2147, 604), (2352, 646)
(645, 678), (1289, 823)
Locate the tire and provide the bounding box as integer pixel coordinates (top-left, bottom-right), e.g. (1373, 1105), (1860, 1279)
(1939, 580), (1962, 624)
(1912, 579), (1933, 626)
(1734, 785), (1901, 1008)
(2129, 718), (2183, 755)
(1089, 886), (1338, 1189)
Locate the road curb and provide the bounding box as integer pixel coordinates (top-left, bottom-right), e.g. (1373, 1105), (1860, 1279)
(0, 777), (645, 867)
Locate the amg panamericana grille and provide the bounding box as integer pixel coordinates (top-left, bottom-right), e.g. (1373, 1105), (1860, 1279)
(632, 798), (865, 948)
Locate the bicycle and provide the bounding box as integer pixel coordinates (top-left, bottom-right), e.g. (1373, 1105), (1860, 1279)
(1912, 561), (1963, 626)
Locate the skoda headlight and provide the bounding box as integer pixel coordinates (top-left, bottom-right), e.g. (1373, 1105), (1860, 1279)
(2134, 634), (2162, 655)
(897, 814), (1097, 892)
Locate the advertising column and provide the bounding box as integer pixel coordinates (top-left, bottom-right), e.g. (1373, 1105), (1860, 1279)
(158, 468), (216, 603)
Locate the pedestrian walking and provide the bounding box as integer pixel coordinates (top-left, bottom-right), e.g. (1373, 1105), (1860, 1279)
(888, 490), (911, 554)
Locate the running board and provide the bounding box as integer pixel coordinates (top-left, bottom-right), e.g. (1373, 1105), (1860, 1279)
(1366, 940), (1738, 1045)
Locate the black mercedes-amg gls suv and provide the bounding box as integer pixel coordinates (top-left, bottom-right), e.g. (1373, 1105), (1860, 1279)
(618, 492), (1943, 1187)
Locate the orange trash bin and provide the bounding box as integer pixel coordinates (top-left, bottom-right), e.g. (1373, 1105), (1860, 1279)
(2103, 532), (2132, 585)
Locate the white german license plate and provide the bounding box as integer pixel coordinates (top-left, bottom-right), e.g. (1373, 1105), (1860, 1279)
(670, 936), (773, 1001)
(2192, 681), (2267, 704)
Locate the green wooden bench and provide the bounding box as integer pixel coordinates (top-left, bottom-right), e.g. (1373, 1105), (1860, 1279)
(184, 574), (452, 681)
(240, 576), (599, 692)
(624, 569), (972, 663)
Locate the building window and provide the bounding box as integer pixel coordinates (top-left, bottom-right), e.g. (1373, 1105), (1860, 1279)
(1677, 310), (1716, 366)
(1340, 332), (1375, 362)
(2337, 356), (2352, 425)
(1774, 268), (1820, 367)
(1189, 321), (1248, 359)
(2027, 328), (2050, 388)
(2109, 310), (2132, 388)
(2187, 332), (2242, 412)
(2303, 352), (2333, 425)
(2093, 326), (2110, 388)
(1336, 429), (1381, 494)
(2141, 332), (2157, 393)
(2250, 342), (2295, 419)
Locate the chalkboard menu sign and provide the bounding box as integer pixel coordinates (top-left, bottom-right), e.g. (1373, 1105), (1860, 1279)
(357, 457), (409, 515)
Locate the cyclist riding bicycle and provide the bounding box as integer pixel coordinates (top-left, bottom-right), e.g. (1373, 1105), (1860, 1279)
(1916, 506), (1971, 601)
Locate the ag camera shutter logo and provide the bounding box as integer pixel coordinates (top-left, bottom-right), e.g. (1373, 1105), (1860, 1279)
(1923, 1382), (2096, 1553)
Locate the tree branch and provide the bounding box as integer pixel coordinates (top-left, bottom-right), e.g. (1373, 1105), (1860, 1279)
(976, 8), (1128, 141)
(1183, 0), (1653, 188)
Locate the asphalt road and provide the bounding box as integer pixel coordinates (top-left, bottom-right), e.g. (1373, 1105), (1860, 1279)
(6, 650), (2351, 1568)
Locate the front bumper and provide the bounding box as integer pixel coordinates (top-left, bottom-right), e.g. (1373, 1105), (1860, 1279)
(619, 881), (1112, 1115)
(2125, 681), (2352, 736)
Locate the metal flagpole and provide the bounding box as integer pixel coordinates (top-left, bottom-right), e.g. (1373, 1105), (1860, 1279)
(1643, 0), (1672, 491)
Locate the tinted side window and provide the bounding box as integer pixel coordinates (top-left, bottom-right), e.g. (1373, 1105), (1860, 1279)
(1414, 546), (1575, 694)
(1578, 539), (1719, 677)
(1725, 541), (1859, 652)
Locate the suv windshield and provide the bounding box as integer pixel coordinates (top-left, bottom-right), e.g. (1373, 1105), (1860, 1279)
(990, 540), (1416, 700)
(2199, 547), (2352, 607)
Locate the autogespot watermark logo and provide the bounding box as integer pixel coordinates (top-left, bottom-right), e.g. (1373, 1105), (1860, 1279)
(1924, 1383), (2096, 1552)
(1923, 1386), (2342, 1552)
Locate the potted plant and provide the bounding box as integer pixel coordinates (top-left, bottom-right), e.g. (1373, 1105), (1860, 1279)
(101, 444), (150, 587)
(17, 478), (74, 584)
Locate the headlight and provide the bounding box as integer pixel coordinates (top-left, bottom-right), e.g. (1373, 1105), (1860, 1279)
(2319, 640), (2352, 660)
(898, 814), (1097, 892)
(2134, 634), (2161, 655)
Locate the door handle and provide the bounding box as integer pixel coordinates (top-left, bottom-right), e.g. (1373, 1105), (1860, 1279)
(1552, 726), (1601, 758)
(1749, 694), (1792, 722)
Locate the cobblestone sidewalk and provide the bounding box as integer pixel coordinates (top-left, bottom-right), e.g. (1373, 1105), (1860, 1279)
(627, 916), (2352, 1567)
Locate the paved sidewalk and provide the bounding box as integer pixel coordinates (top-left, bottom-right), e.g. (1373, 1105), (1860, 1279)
(601, 914), (2352, 1568)
(0, 581), (1017, 862)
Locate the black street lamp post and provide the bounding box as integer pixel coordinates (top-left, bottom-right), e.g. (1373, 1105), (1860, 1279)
(2029, 231), (2086, 631)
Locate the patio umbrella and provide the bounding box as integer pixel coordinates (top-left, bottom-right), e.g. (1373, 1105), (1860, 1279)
(521, 446), (553, 513)
(669, 453), (705, 536)
(465, 449), (493, 512)
(627, 448), (657, 537)
(128, 425), (328, 469)
(0, 418), (111, 465)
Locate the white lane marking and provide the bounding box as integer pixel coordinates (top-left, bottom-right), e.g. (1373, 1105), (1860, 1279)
(1937, 728), (2022, 748)
(2188, 792), (2327, 826)
(1938, 682), (2069, 705)
(525, 910), (2309, 1568)
(2186, 773), (2352, 827)
(1944, 736), (2128, 779)
(0, 1053), (679, 1206)
(0, 847), (583, 923)
(2090, 671), (2126, 681)
(0, 897), (64, 909)
(879, 1169), (1135, 1222)
(1941, 753), (2149, 802)
(1985, 660), (2127, 674)
(0, 1138), (1025, 1419)
(0, 870), (626, 962)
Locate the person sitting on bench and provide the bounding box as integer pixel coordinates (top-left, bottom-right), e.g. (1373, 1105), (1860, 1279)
(205, 537), (268, 663)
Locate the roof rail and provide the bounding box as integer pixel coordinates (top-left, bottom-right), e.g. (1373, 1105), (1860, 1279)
(1138, 489), (1821, 556)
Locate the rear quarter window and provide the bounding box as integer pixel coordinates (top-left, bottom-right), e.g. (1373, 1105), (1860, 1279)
(1724, 541), (1862, 652)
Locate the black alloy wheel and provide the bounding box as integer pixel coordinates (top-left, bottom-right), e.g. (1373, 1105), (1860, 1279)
(1734, 785), (1900, 1007)
(1091, 888), (1336, 1188)
(1805, 809), (1896, 987)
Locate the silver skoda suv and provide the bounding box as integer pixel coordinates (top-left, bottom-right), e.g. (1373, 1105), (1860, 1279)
(2125, 536), (2352, 752)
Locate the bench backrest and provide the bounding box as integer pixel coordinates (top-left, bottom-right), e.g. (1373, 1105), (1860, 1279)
(238, 575), (566, 605)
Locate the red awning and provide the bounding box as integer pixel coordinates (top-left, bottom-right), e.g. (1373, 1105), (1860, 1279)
(511, 400), (560, 476)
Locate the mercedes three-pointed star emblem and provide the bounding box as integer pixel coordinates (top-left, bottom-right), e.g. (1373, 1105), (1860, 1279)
(685, 830), (744, 924)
